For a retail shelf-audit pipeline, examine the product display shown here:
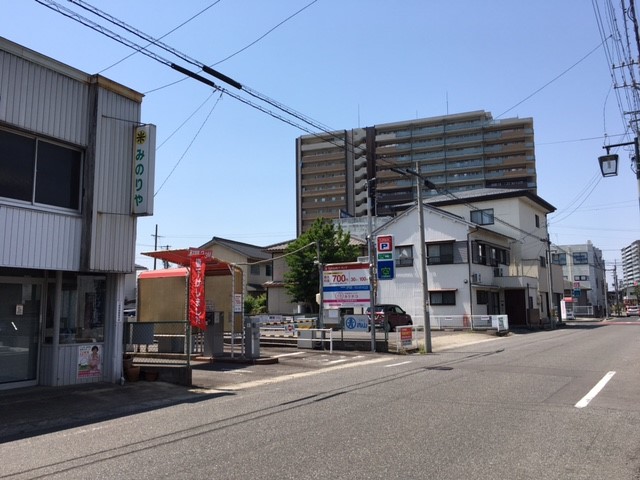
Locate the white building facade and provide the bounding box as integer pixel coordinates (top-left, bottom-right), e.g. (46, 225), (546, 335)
(0, 37), (153, 389)
(373, 204), (514, 326)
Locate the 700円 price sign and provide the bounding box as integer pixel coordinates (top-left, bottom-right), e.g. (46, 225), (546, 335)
(322, 262), (371, 309)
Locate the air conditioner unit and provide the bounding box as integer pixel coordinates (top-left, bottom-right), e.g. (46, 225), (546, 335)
(471, 273), (481, 283)
(493, 267), (503, 277)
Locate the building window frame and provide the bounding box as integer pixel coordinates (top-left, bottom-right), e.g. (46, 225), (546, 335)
(0, 127), (83, 212)
(430, 290), (456, 305)
(395, 245), (414, 267)
(470, 208), (494, 225)
(427, 242), (454, 265)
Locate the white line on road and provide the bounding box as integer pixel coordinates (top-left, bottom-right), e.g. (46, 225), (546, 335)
(326, 359), (348, 365)
(385, 361), (412, 368)
(272, 352), (305, 358)
(575, 371), (616, 409)
(191, 357), (392, 393)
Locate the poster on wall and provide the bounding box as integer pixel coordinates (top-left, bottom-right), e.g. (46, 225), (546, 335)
(77, 344), (103, 378)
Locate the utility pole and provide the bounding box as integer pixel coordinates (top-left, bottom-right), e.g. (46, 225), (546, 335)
(151, 224), (163, 270)
(390, 164), (435, 353)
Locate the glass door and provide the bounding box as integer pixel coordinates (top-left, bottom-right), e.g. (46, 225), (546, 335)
(0, 281), (42, 385)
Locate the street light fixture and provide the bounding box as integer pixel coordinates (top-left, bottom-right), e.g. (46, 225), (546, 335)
(598, 154), (619, 177)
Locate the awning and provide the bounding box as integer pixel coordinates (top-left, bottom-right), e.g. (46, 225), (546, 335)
(142, 248), (238, 276)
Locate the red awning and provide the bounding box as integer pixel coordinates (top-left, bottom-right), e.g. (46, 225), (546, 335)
(142, 248), (236, 276)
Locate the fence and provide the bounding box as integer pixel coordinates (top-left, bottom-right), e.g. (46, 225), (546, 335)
(573, 306), (594, 317)
(123, 321), (197, 366)
(430, 314), (509, 332)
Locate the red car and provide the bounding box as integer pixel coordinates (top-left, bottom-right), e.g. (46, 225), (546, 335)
(367, 304), (413, 332)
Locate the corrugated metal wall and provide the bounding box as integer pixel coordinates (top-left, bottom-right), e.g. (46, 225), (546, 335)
(0, 206), (81, 270)
(0, 41), (141, 273)
(90, 87), (140, 272)
(0, 49), (89, 146)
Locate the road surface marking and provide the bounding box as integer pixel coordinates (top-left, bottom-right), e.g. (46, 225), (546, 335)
(272, 352), (305, 358)
(190, 357), (392, 393)
(326, 359), (348, 365)
(575, 371), (616, 408)
(385, 361), (412, 368)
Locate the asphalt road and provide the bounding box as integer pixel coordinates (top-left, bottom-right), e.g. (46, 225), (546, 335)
(3, 323), (640, 479)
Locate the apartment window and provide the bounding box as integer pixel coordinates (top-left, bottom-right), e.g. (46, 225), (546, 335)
(573, 252), (588, 264)
(540, 256), (546, 267)
(427, 243), (454, 265)
(0, 128), (82, 210)
(265, 264), (272, 277)
(552, 253), (566, 265)
(470, 208), (494, 225)
(574, 275), (589, 281)
(430, 291), (456, 305)
(395, 245), (414, 267)
(250, 264), (260, 275)
(535, 214), (540, 228)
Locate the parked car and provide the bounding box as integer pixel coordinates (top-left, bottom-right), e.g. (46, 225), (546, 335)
(626, 305), (639, 317)
(367, 304), (412, 332)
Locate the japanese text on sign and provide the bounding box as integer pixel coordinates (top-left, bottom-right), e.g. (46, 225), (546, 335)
(132, 124), (156, 216)
(322, 262), (371, 309)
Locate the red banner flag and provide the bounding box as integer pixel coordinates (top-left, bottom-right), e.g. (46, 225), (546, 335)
(189, 255), (207, 330)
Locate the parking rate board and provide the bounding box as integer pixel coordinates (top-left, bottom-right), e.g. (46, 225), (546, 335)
(322, 262), (371, 309)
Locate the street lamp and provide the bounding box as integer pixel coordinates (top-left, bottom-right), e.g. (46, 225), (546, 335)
(600, 137), (640, 214)
(598, 154), (619, 177)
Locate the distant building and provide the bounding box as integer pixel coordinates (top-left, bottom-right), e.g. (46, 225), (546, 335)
(550, 242), (607, 317)
(621, 240), (640, 289)
(198, 237), (272, 300)
(296, 110), (536, 235)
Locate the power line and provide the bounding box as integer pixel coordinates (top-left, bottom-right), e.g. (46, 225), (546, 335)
(96, 0), (223, 74)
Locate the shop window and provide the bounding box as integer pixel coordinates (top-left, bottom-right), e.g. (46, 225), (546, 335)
(45, 275), (106, 344)
(0, 128), (82, 210)
(430, 291), (456, 305)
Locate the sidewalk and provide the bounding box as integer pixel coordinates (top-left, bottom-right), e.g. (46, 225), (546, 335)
(0, 331), (502, 443)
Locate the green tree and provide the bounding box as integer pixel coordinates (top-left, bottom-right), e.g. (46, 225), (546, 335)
(244, 293), (267, 315)
(284, 218), (359, 312)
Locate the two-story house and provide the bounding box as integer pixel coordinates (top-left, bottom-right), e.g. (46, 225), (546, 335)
(198, 237), (272, 302)
(373, 203), (515, 326)
(427, 188), (562, 326)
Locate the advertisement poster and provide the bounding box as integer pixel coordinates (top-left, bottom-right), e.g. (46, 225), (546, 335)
(77, 344), (102, 378)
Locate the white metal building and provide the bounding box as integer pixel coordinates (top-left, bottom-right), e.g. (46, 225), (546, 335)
(0, 37), (154, 389)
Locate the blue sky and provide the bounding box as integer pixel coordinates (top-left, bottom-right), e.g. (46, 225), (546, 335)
(3, 1), (638, 285)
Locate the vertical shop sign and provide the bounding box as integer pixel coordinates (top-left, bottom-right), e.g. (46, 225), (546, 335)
(189, 254), (207, 330)
(132, 124), (156, 216)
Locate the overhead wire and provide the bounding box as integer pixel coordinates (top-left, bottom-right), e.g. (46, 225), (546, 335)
(96, 0), (223, 74)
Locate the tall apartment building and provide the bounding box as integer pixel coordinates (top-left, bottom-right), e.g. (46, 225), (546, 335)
(621, 240), (640, 288)
(296, 110), (536, 235)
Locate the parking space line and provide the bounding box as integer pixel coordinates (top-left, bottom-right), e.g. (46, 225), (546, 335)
(575, 371), (616, 408)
